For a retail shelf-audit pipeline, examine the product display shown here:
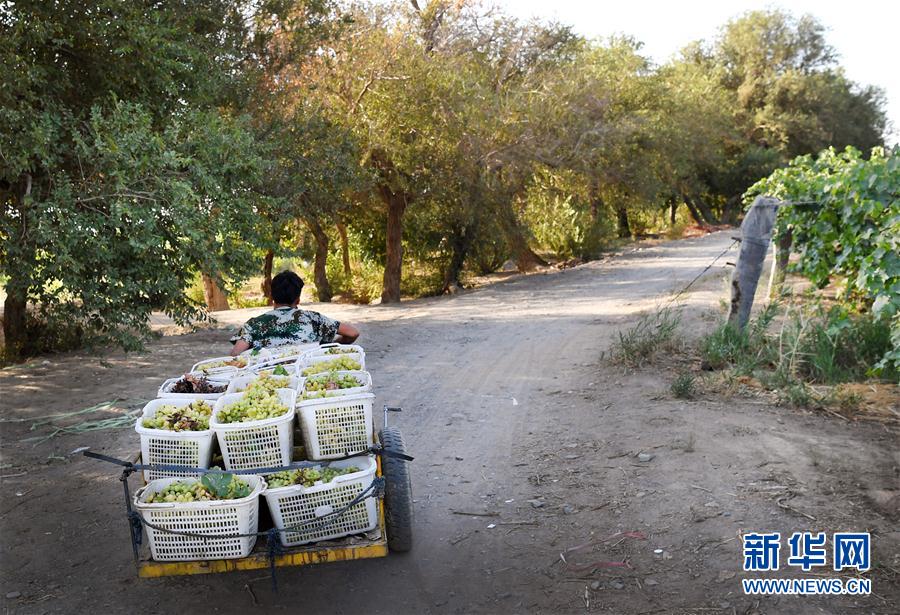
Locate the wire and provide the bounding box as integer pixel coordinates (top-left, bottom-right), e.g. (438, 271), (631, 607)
(665, 240), (739, 306)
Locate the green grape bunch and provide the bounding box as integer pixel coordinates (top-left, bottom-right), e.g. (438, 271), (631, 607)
(199, 357), (247, 372)
(145, 474), (251, 503)
(304, 373), (361, 392)
(325, 347), (356, 355)
(316, 408), (367, 448)
(216, 388), (290, 423)
(301, 357), (361, 376)
(266, 465), (359, 489)
(241, 373), (291, 395)
(142, 401), (213, 431)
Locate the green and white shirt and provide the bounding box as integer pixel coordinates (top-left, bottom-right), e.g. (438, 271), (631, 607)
(230, 307), (340, 349)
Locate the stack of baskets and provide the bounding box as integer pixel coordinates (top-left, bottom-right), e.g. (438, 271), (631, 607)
(133, 342), (381, 560)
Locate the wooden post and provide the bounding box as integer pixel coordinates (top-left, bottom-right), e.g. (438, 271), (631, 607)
(728, 196), (780, 328)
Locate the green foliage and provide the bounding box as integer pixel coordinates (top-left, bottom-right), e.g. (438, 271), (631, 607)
(700, 302), (897, 384)
(2, 102), (267, 354)
(201, 473), (251, 499)
(670, 372), (696, 399)
(700, 323), (752, 371)
(612, 308), (682, 367)
(703, 9), (886, 158)
(1, 1), (890, 359)
(746, 145), (900, 371)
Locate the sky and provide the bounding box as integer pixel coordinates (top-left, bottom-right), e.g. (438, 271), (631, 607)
(495, 0), (900, 144)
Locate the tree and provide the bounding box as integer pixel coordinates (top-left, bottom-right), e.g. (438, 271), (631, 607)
(0, 0), (341, 358)
(699, 10), (886, 158)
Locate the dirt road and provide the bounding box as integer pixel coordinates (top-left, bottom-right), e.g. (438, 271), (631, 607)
(1, 231), (897, 614)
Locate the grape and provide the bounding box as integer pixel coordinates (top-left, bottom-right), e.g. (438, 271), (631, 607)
(316, 408), (367, 448)
(301, 357), (361, 375)
(325, 347), (356, 355)
(272, 346), (305, 359)
(304, 373), (361, 392)
(266, 465), (359, 489)
(298, 390), (340, 401)
(142, 401), (212, 431)
(145, 475), (251, 503)
(216, 388), (289, 423)
(240, 373), (291, 395)
(199, 357), (247, 371)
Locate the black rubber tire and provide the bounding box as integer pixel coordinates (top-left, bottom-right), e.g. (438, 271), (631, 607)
(379, 426), (413, 552)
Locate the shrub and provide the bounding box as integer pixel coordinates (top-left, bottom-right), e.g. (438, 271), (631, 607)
(612, 308), (682, 367)
(670, 372), (696, 399)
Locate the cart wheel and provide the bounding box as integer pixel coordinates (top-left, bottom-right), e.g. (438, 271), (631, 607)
(379, 426), (413, 552)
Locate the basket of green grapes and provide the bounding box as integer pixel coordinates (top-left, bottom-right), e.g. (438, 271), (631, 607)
(134, 473), (266, 561)
(135, 399), (216, 481)
(299, 370), (372, 401)
(226, 371), (300, 394)
(297, 344), (366, 373)
(210, 383), (297, 472)
(262, 457), (378, 546)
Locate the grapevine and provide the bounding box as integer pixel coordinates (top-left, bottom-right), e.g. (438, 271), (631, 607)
(745, 145), (900, 372)
(142, 401), (213, 431)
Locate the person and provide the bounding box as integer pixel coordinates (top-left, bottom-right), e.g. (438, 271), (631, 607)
(229, 271), (359, 355)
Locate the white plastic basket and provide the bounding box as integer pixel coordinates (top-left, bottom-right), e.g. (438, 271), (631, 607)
(296, 345), (366, 376)
(134, 475), (265, 561)
(135, 399), (216, 482)
(250, 363), (301, 377)
(226, 374), (301, 394)
(191, 355), (251, 378)
(299, 370), (372, 399)
(254, 344), (318, 369)
(157, 376), (229, 401)
(263, 457), (378, 547)
(297, 392), (374, 460)
(211, 389), (297, 471)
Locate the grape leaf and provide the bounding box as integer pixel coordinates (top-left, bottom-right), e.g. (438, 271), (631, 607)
(202, 472), (236, 498)
(273, 365), (289, 376)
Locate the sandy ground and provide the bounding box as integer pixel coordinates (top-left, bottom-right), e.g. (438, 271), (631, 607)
(1, 231), (897, 615)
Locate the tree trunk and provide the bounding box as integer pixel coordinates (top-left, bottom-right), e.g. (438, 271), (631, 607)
(201, 274), (230, 311)
(721, 195), (742, 225)
(588, 178), (602, 223)
(616, 206), (631, 238)
(2, 175), (32, 360)
(499, 202), (547, 272)
(669, 199), (677, 226)
(684, 195), (719, 225)
(336, 222), (351, 276)
(2, 285), (27, 360)
(261, 249), (274, 302)
(441, 226), (471, 294)
(305, 217), (332, 302)
(380, 188), (407, 303)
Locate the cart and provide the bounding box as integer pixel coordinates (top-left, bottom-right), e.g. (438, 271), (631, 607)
(86, 408), (413, 580)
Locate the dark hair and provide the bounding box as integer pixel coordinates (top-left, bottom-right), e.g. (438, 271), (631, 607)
(271, 271), (304, 305)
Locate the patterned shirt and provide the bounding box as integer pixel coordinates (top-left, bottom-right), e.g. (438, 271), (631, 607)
(230, 307), (340, 348)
